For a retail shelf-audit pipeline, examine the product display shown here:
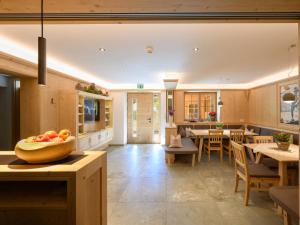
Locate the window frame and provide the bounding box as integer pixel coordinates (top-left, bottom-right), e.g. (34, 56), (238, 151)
(184, 92), (217, 122)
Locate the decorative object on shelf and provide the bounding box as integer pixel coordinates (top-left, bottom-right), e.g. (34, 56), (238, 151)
(38, 0), (46, 86)
(168, 109), (175, 127)
(216, 123), (224, 130)
(79, 83), (109, 96)
(274, 132), (290, 151)
(15, 129), (75, 163)
(217, 97), (223, 106)
(279, 80), (299, 125)
(208, 111), (217, 121)
(75, 82), (84, 91)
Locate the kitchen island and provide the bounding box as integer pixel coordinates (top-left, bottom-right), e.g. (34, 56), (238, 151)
(0, 151), (107, 225)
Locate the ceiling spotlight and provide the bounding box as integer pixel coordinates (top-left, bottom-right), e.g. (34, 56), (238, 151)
(99, 48), (106, 52)
(194, 48), (199, 52)
(146, 46), (153, 54)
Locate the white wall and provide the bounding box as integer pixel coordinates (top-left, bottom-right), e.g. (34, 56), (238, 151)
(110, 91), (127, 145)
(110, 90), (166, 145)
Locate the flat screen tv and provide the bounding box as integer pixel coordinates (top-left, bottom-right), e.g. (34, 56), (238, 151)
(84, 98), (100, 122)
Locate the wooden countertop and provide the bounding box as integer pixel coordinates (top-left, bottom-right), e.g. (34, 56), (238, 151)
(0, 151), (106, 174)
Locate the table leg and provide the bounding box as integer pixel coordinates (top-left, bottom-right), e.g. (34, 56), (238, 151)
(278, 161), (288, 186)
(198, 137), (204, 162)
(246, 147), (256, 162)
(255, 152), (263, 164)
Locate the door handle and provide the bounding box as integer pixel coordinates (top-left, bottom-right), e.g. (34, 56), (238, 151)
(147, 118), (152, 123)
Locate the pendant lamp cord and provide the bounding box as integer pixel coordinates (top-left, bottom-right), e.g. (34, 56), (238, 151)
(41, 0), (44, 37)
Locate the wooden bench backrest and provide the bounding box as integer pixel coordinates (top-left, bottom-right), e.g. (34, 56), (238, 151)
(253, 136), (273, 143)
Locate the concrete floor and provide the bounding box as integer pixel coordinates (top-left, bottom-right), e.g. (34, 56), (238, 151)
(105, 144), (283, 225)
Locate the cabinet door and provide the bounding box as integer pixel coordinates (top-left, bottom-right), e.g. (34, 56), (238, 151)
(90, 132), (101, 147)
(78, 136), (90, 151)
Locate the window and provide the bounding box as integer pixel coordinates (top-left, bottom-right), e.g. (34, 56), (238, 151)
(132, 98), (137, 137)
(184, 92), (217, 121)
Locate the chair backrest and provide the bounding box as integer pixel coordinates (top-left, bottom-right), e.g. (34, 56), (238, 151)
(253, 136), (273, 143)
(231, 141), (248, 177)
(208, 129), (223, 144)
(229, 130), (244, 144)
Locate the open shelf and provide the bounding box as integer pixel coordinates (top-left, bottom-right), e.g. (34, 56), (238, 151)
(0, 181), (68, 210)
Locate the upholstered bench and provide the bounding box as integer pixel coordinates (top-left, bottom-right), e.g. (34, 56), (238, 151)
(269, 186), (299, 225)
(165, 137), (198, 167)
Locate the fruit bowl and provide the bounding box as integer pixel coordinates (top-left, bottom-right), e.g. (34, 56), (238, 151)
(15, 136), (76, 164)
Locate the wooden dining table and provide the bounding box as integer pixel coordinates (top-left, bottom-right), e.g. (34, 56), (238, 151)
(243, 143), (299, 186)
(191, 129), (257, 162)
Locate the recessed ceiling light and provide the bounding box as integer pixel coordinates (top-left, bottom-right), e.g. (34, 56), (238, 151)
(194, 48), (199, 52)
(146, 46), (154, 54)
(99, 48), (106, 52)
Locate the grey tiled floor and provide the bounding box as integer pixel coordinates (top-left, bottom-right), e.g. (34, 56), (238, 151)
(105, 144), (283, 225)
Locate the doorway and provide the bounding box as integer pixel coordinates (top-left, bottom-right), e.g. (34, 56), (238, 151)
(127, 92), (161, 144)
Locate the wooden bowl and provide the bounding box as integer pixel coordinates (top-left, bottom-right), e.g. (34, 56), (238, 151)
(15, 136), (76, 164)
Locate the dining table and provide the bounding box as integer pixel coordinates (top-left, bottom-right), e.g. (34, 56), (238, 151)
(191, 129), (257, 162)
(243, 143), (299, 186)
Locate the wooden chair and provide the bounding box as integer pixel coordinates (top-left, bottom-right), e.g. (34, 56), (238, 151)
(204, 130), (223, 162)
(223, 130), (244, 164)
(253, 136), (273, 143)
(231, 141), (280, 206)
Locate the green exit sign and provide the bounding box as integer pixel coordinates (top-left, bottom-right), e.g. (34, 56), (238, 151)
(137, 83), (144, 89)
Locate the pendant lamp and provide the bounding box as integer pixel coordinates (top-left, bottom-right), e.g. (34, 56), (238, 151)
(217, 97), (223, 107)
(38, 0), (46, 85)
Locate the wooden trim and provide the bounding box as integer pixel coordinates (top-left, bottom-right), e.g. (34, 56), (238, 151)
(0, 12), (299, 22)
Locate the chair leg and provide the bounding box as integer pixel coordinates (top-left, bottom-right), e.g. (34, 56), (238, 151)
(192, 154), (196, 167)
(220, 148), (223, 162)
(234, 174), (239, 192)
(283, 210), (291, 225)
(244, 180), (250, 206)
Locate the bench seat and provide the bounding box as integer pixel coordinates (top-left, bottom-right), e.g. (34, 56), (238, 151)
(269, 186), (299, 225)
(165, 138), (198, 167)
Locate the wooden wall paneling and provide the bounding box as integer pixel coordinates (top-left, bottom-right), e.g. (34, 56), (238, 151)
(59, 90), (77, 135)
(220, 90), (248, 123)
(174, 90), (184, 123)
(19, 77), (41, 138)
(0, 0), (299, 13)
(249, 85), (277, 127)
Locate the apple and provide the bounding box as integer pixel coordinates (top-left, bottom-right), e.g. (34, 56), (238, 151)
(44, 130), (58, 139)
(25, 136), (36, 143)
(59, 129), (71, 141)
(51, 137), (64, 143)
(35, 134), (51, 142)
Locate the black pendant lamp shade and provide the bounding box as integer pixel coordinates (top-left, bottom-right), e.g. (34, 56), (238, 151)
(217, 97), (223, 106)
(38, 36), (46, 85)
(38, 0), (46, 85)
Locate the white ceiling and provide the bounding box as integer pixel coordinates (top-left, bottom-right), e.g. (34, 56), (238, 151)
(0, 23), (298, 89)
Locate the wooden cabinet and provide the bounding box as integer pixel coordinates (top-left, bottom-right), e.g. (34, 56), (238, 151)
(0, 151), (107, 225)
(77, 128), (113, 151)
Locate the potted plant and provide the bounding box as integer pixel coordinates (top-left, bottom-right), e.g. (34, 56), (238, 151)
(273, 132), (290, 151)
(168, 109), (175, 127)
(208, 111), (217, 121)
(216, 123), (224, 130)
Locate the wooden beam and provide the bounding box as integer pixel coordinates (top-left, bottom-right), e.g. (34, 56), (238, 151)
(0, 0), (299, 14)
